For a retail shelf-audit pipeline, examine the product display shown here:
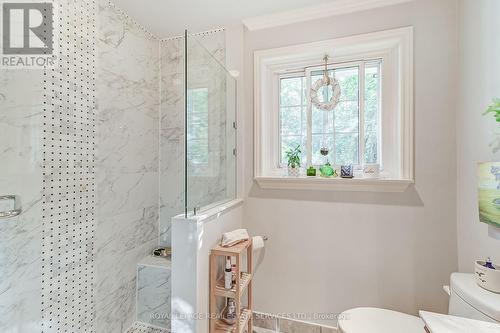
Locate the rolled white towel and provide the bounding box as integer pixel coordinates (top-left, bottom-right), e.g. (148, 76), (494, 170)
(252, 236), (265, 250)
(221, 229), (249, 247)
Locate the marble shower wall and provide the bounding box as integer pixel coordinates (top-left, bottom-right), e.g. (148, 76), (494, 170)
(159, 32), (229, 247)
(96, 1), (160, 332)
(0, 70), (43, 333)
(137, 257), (171, 329)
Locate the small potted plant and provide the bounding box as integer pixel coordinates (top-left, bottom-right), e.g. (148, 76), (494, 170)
(483, 98), (500, 153)
(285, 145), (301, 177)
(483, 98), (500, 122)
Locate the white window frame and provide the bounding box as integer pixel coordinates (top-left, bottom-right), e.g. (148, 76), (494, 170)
(254, 27), (414, 192)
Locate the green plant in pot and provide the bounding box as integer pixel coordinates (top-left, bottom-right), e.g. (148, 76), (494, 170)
(484, 98), (500, 123)
(483, 98), (500, 153)
(285, 145), (301, 177)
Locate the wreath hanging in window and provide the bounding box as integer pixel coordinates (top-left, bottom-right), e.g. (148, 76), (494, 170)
(310, 55), (341, 111)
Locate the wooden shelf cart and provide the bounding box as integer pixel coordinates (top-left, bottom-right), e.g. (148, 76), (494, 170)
(210, 239), (253, 333)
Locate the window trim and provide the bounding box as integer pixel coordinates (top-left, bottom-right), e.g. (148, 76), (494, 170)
(254, 27), (414, 192)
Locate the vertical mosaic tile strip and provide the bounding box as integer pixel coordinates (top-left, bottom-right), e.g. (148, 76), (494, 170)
(41, 0), (97, 332)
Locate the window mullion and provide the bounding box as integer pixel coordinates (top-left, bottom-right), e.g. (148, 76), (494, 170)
(359, 63), (366, 167)
(306, 70), (312, 166)
(332, 69), (337, 165)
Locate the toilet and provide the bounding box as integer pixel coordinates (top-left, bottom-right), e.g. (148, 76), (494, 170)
(338, 273), (500, 333)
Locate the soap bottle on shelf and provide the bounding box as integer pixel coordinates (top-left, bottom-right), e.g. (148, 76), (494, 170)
(224, 256), (232, 289)
(221, 298), (237, 325)
(231, 263), (237, 285)
(484, 257), (496, 270)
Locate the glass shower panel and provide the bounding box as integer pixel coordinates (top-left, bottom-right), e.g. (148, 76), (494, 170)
(185, 33), (237, 215)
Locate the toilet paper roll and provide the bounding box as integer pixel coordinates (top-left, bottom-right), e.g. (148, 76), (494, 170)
(252, 236), (265, 251)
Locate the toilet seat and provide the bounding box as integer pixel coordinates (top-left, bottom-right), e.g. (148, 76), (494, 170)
(338, 307), (425, 333)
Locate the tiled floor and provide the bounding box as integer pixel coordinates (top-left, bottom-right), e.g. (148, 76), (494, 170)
(253, 327), (277, 333)
(252, 312), (338, 333)
(253, 326), (337, 333)
(126, 319), (337, 333)
(126, 322), (169, 333)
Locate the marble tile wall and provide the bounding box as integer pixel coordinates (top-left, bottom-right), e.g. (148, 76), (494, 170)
(96, 1), (160, 332)
(0, 69), (43, 333)
(159, 31), (231, 247)
(136, 257), (171, 329)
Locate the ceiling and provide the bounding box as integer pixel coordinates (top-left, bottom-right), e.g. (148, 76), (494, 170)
(111, 0), (332, 37)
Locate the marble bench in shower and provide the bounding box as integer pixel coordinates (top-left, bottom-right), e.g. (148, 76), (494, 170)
(135, 255), (171, 331)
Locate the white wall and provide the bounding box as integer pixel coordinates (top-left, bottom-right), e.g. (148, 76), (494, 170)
(457, 0), (500, 272)
(172, 201), (244, 333)
(242, 0), (458, 326)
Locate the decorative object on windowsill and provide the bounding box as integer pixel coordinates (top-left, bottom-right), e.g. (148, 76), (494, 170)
(320, 162), (335, 178)
(310, 55), (341, 112)
(477, 162), (500, 228)
(319, 147), (336, 178)
(483, 98), (500, 153)
(362, 164), (380, 178)
(341, 165), (354, 178)
(307, 166), (317, 177)
(152, 247), (171, 258)
(285, 145), (301, 177)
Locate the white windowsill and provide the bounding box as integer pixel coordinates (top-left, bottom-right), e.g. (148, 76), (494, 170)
(255, 176), (413, 192)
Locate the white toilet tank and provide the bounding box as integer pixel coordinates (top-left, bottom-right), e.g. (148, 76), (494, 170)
(449, 272), (500, 323)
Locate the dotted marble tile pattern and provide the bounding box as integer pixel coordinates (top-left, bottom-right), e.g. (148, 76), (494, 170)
(126, 322), (169, 333)
(41, 0), (97, 332)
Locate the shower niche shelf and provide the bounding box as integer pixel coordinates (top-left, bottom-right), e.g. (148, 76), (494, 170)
(210, 240), (253, 333)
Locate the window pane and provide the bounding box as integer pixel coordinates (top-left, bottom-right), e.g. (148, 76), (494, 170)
(335, 101), (359, 133)
(335, 133), (359, 165)
(312, 106), (334, 134)
(280, 74), (306, 166)
(335, 67), (359, 101)
(364, 131), (378, 164)
(280, 77), (303, 106)
(281, 106), (304, 136)
(364, 61), (381, 164)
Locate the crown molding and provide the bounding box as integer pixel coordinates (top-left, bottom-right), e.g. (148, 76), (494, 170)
(242, 0), (414, 31)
